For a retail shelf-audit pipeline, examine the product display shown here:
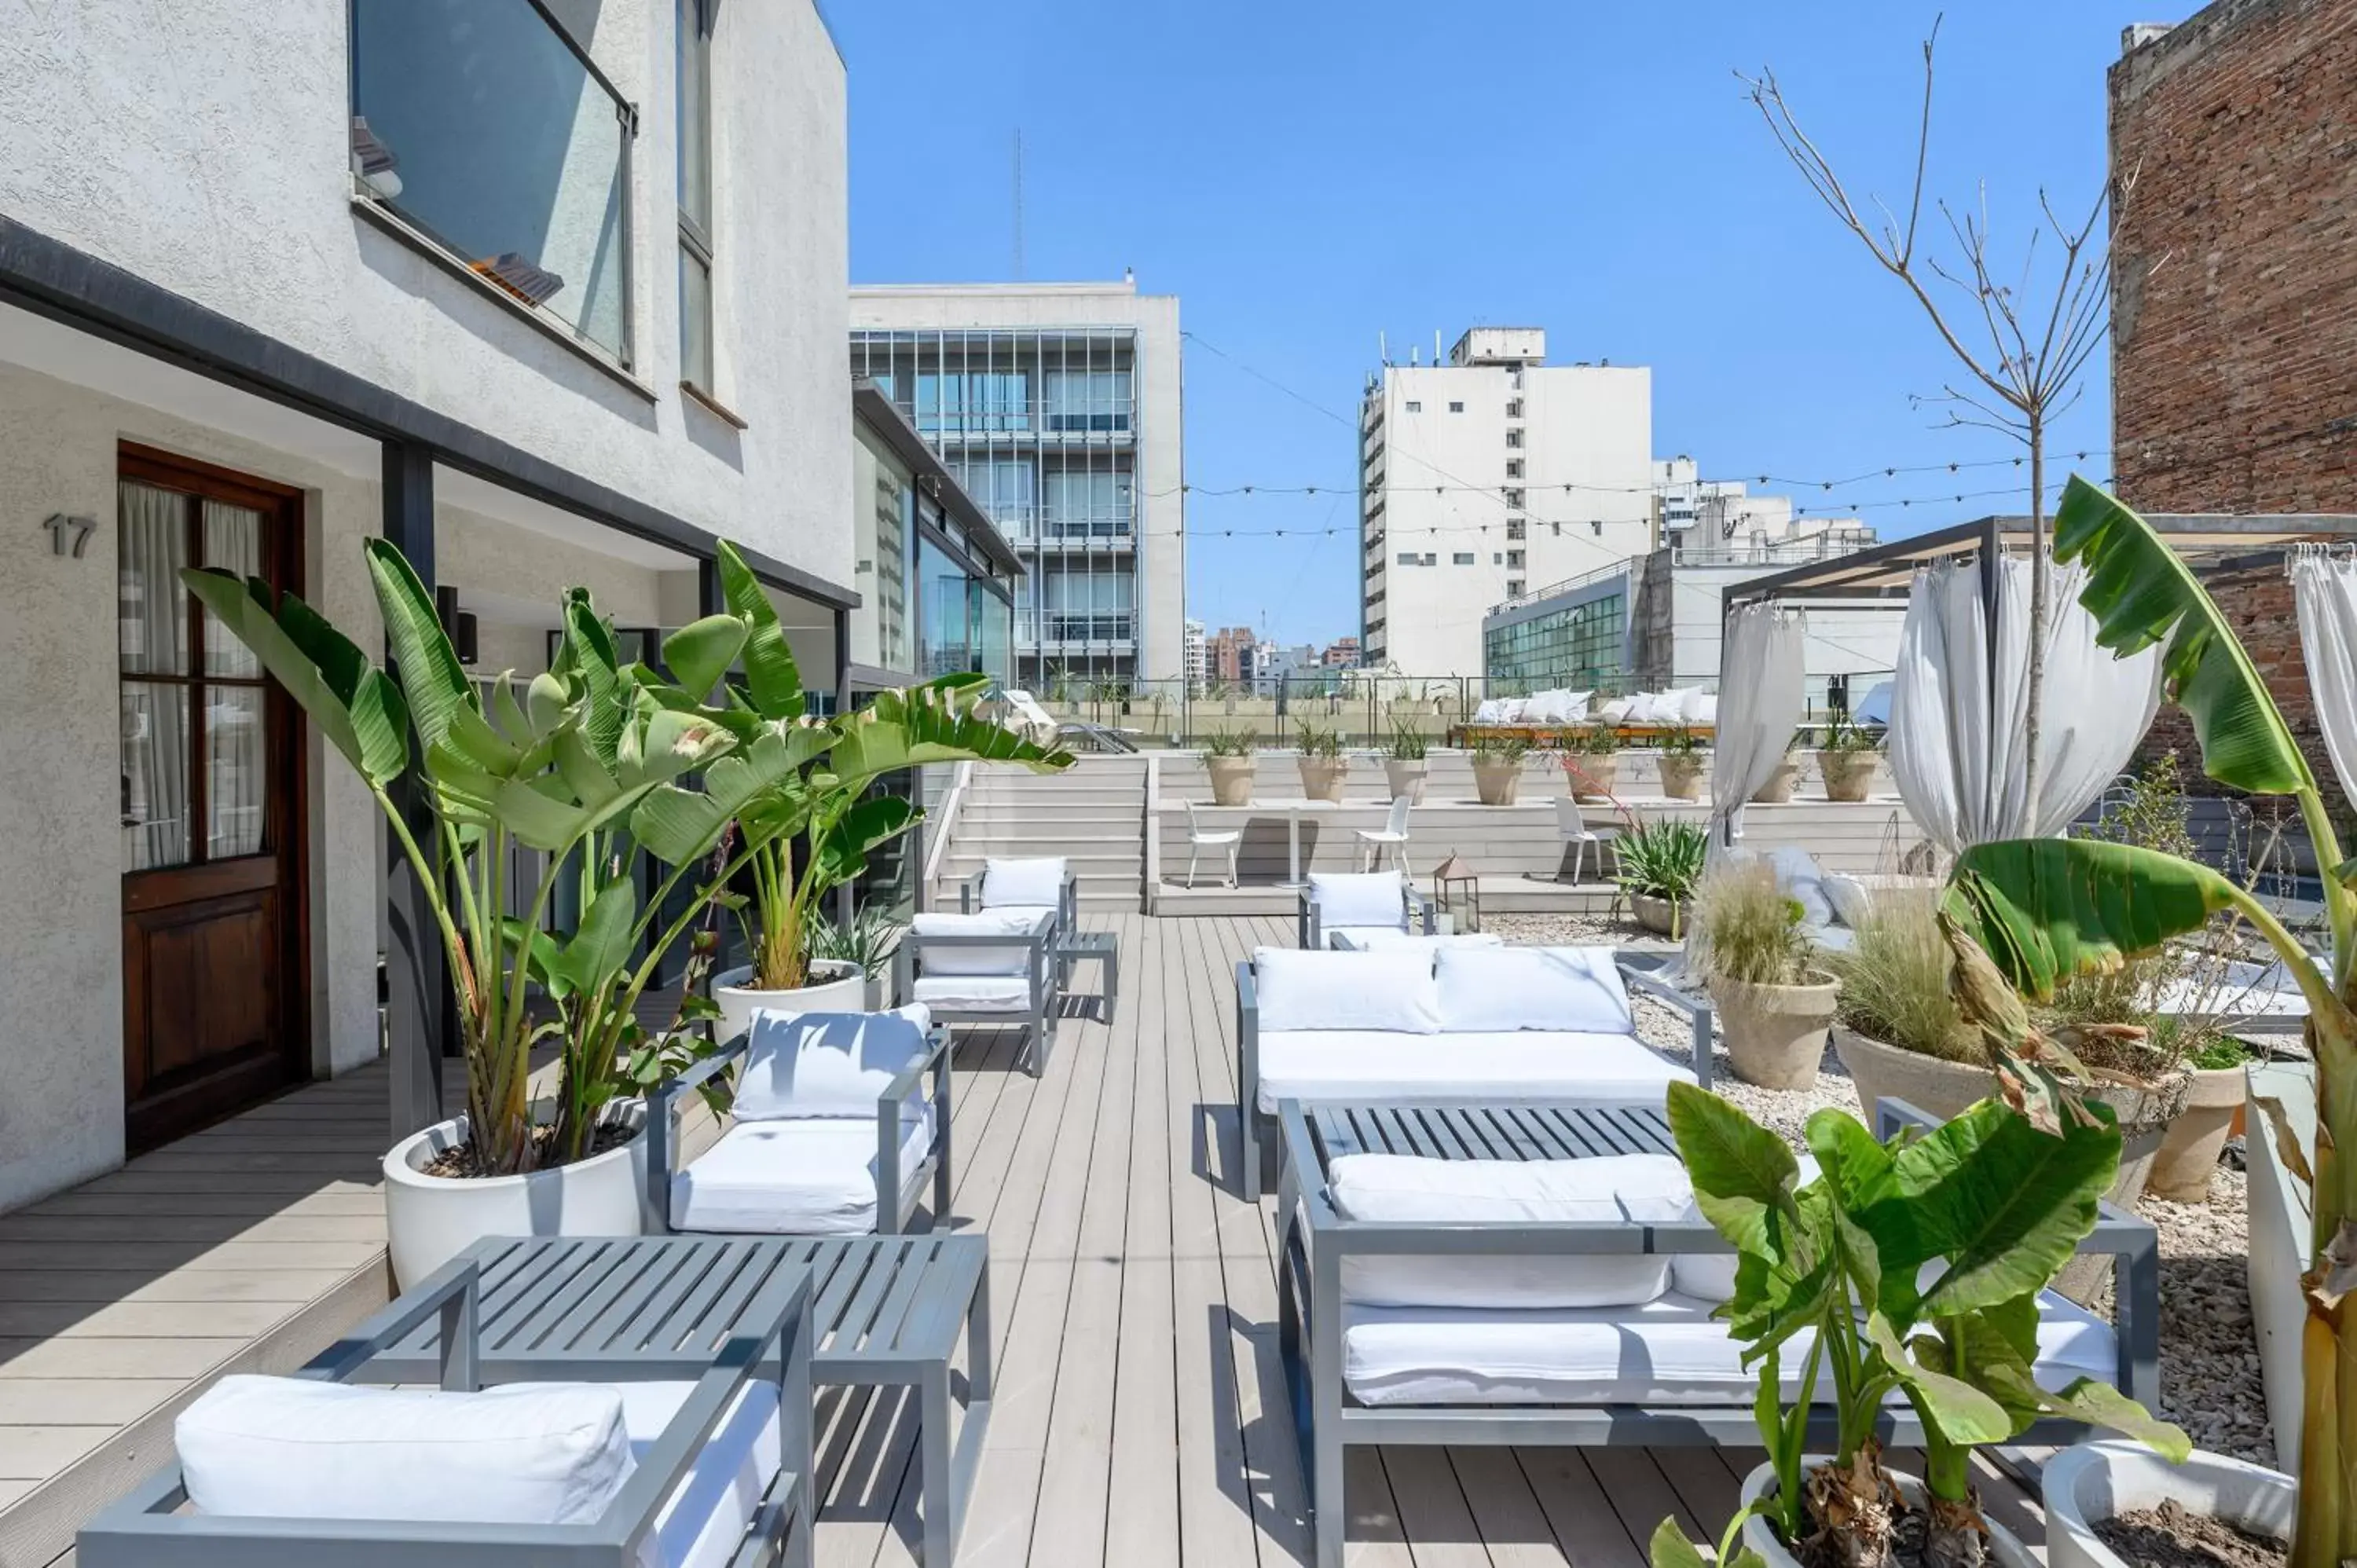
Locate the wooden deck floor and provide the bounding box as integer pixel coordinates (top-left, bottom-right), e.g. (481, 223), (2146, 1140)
(2, 914), (2051, 1567)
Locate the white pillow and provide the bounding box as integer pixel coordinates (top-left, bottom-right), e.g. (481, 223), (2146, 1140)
(910, 909), (1047, 975)
(1659, 687), (1705, 723)
(1252, 947), (1441, 1035)
(1620, 693), (1660, 725)
(1432, 946), (1633, 1035)
(178, 1375), (633, 1526)
(735, 1006), (931, 1121)
(1563, 690), (1593, 722)
(1822, 873), (1873, 929)
(1768, 847), (1835, 928)
(1687, 692), (1719, 727)
(1472, 698), (1509, 724)
(1332, 1153), (1692, 1308)
(1673, 1154), (1820, 1300)
(1308, 871), (1408, 932)
(1597, 697), (1634, 724)
(1528, 690), (1571, 724)
(980, 857), (1065, 910)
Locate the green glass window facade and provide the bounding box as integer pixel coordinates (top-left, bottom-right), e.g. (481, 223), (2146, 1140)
(1484, 592), (1626, 692)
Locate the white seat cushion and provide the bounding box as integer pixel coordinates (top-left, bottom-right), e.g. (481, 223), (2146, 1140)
(1330, 931), (1505, 952)
(1255, 1029), (1690, 1113)
(178, 1375), (634, 1526)
(670, 1112), (934, 1235)
(1331, 1153), (1693, 1308)
(1434, 947), (1634, 1035)
(1252, 948), (1442, 1035)
(981, 857), (1065, 910)
(910, 909), (1049, 976)
(1307, 872), (1409, 932)
(911, 974), (1036, 1013)
(735, 1007), (930, 1122)
(1342, 1289), (2119, 1407)
(615, 1379), (783, 1568)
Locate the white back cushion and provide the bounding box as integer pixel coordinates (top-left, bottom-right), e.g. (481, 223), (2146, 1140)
(1673, 1155), (1820, 1299)
(1308, 871), (1407, 932)
(1332, 930), (1505, 951)
(1252, 947), (1441, 1035)
(981, 857), (1065, 910)
(1822, 873), (1872, 929)
(1433, 946), (1633, 1034)
(1472, 698), (1509, 724)
(178, 1375), (633, 1526)
(1688, 692), (1719, 726)
(910, 909), (1047, 976)
(735, 1006), (931, 1120)
(1768, 846), (1835, 928)
(1331, 1153), (1692, 1308)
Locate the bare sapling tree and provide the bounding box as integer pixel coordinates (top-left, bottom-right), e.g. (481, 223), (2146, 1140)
(1740, 18), (2145, 826)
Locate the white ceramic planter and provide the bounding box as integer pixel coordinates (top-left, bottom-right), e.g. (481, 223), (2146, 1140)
(711, 958), (865, 1046)
(2043, 1442), (2295, 1568)
(383, 1105), (648, 1289)
(1741, 1458), (2038, 1568)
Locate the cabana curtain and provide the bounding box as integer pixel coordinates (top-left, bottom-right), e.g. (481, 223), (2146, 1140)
(2293, 548), (2357, 804)
(1707, 604), (1807, 851)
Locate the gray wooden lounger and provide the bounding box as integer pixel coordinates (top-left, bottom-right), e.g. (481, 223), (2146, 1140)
(1274, 1097), (2165, 1568)
(365, 1234), (994, 1566)
(80, 1247), (817, 1567)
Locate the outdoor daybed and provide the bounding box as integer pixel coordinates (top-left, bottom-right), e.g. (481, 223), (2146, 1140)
(1273, 1096), (2164, 1568)
(1296, 870), (1435, 949)
(1232, 944), (1711, 1200)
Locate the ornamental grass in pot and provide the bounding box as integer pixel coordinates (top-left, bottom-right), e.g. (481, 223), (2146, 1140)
(1816, 716), (1881, 803)
(1295, 723), (1349, 802)
(1752, 731), (1805, 804)
(1560, 722), (1622, 801)
(1383, 724), (1431, 804)
(1658, 724), (1709, 802)
(1614, 819), (1707, 937)
(1468, 733), (1529, 805)
(1204, 726), (1257, 805)
(1695, 861), (1838, 1090)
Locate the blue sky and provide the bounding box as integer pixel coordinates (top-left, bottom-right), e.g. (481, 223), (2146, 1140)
(831, 1), (2132, 652)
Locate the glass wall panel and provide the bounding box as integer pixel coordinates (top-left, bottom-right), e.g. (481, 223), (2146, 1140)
(917, 535), (970, 676)
(1483, 592), (1627, 692)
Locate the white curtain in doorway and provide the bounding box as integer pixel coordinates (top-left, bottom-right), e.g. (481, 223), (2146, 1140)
(119, 481), (189, 870)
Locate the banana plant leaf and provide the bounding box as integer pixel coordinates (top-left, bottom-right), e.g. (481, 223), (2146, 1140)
(714, 541), (805, 721)
(814, 794), (918, 885)
(662, 614), (748, 702)
(630, 722), (834, 866)
(363, 538), (476, 759)
(180, 570), (409, 786)
(828, 683), (1076, 792)
(1947, 838), (2245, 1003)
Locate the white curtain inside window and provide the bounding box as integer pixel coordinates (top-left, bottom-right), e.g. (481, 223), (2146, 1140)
(119, 481), (189, 870)
(202, 501), (267, 858)
(2293, 548), (2357, 805)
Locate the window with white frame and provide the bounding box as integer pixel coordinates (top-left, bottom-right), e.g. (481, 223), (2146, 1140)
(676, 0), (715, 391)
(1453, 551), (1475, 566)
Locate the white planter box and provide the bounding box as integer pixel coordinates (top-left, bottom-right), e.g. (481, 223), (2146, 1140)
(711, 959), (866, 1046)
(2245, 1061), (2316, 1471)
(383, 1103), (647, 1289)
(2043, 1442), (2295, 1568)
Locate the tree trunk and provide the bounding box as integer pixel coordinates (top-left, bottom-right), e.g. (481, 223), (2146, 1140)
(2022, 426), (2047, 831)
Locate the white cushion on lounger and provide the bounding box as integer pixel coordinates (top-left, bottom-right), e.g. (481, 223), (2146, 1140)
(1342, 1288), (2119, 1407)
(1331, 1153), (1693, 1309)
(1255, 1029), (1690, 1113)
(911, 974), (1035, 1012)
(1330, 931), (1505, 951)
(1434, 946), (1633, 1035)
(177, 1375), (634, 1527)
(1308, 871), (1409, 932)
(616, 1379), (783, 1568)
(910, 909), (1048, 976)
(1252, 947), (1442, 1035)
(1472, 698), (1510, 724)
(981, 857), (1065, 910)
(670, 1109), (933, 1235)
(734, 1007), (930, 1122)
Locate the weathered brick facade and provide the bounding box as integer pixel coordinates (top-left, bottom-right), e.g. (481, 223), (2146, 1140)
(2109, 0), (2357, 819)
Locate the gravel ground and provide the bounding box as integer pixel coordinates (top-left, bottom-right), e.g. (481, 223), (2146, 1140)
(1490, 925), (2275, 1467)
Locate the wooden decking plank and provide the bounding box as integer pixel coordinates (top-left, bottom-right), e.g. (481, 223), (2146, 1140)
(1379, 1445), (1492, 1567)
(1512, 1449), (1648, 1568)
(1446, 1445), (1575, 1566)
(1583, 1449), (1705, 1553)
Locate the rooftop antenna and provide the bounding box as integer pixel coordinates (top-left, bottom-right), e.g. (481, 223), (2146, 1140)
(1010, 128), (1025, 281)
(1434, 328), (1442, 364)
(1379, 329), (1387, 365)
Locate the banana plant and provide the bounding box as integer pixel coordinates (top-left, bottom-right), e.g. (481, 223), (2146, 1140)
(626, 542), (1076, 996)
(1941, 478), (2357, 1568)
(1659, 1081), (2187, 1568)
(185, 542), (764, 1174)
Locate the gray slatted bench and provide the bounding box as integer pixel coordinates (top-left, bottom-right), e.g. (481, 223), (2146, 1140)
(1274, 1097), (2165, 1568)
(368, 1234), (994, 1566)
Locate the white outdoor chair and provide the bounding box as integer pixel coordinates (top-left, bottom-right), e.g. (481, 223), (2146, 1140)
(1555, 795), (1606, 885)
(1353, 796), (1415, 875)
(898, 856), (1073, 1075)
(1184, 799), (1243, 888)
(1297, 870), (1433, 950)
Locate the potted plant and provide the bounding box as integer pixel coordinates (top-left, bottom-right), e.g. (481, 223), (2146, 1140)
(1750, 730), (1805, 804)
(1657, 724), (1707, 802)
(1816, 715), (1881, 802)
(1559, 724), (1622, 802)
(802, 903), (906, 1012)
(1204, 725), (1257, 806)
(1468, 733), (1529, 805)
(1693, 860), (1838, 1090)
(1296, 723), (1349, 802)
(1650, 1083), (2187, 1568)
(2150, 1035), (2260, 1203)
(1941, 480), (2355, 1564)
(1613, 819), (1707, 936)
(1383, 724), (1430, 804)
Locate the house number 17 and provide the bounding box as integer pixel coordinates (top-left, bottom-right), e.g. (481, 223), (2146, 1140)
(42, 513), (97, 558)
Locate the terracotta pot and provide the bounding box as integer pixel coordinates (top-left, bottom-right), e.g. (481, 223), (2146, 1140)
(1658, 754), (1706, 801)
(1750, 760), (1800, 804)
(2149, 1063), (2249, 1203)
(1383, 759), (1429, 804)
(2044, 1443), (2294, 1568)
(1711, 974), (1839, 1090)
(1629, 892), (1684, 937)
(1207, 754), (1255, 806)
(1817, 750), (1877, 802)
(1297, 756), (1348, 803)
(1568, 753), (1619, 803)
(1472, 757), (1523, 806)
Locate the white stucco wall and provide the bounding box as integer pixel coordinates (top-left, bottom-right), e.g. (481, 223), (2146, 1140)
(0, 0), (852, 595)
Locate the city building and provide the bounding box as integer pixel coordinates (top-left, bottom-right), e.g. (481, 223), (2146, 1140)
(0, 0), (858, 1212)
(1183, 617), (1208, 692)
(1208, 625), (1257, 687)
(1322, 636), (1361, 668)
(849, 280), (1186, 689)
(1359, 327), (1652, 676)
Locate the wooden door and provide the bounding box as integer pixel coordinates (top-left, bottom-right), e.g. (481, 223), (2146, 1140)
(116, 445), (308, 1151)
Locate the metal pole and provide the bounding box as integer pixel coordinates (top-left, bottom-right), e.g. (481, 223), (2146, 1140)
(381, 441), (446, 1143)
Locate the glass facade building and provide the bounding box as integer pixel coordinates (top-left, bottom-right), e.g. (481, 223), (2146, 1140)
(852, 328), (1142, 685)
(1483, 587), (1628, 693)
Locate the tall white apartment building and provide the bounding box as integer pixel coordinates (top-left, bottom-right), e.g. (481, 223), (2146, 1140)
(849, 281), (1186, 687)
(1360, 328), (1651, 676)
(1182, 617), (1208, 692)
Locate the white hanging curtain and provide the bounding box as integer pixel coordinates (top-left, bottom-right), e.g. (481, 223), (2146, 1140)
(2293, 548), (2357, 804)
(1708, 604), (1807, 851)
(1887, 556), (2163, 856)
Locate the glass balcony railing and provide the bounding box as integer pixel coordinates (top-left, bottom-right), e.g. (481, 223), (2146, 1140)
(350, 0), (634, 366)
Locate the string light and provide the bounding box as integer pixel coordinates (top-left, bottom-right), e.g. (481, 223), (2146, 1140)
(1158, 451), (2102, 503)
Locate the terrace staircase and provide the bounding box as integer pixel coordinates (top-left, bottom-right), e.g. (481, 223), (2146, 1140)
(930, 753), (1149, 911)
